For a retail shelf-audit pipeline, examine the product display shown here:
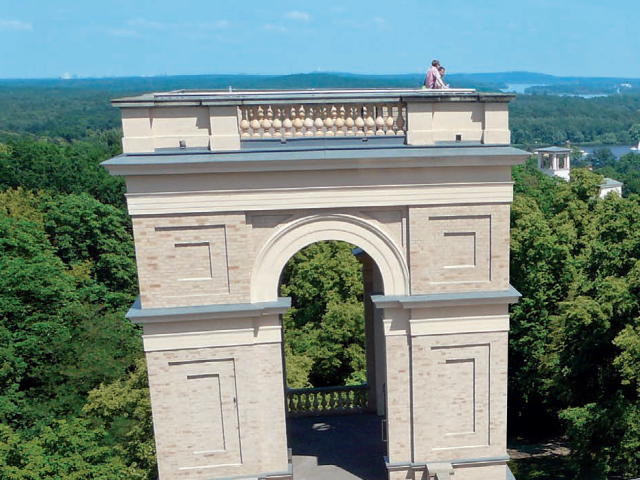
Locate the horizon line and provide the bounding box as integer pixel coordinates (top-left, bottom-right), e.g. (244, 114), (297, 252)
(1, 71), (639, 82)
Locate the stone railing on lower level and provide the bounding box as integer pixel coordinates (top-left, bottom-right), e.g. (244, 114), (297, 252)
(239, 103), (406, 138)
(286, 384), (369, 417)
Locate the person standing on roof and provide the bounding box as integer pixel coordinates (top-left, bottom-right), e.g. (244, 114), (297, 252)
(423, 59), (446, 89)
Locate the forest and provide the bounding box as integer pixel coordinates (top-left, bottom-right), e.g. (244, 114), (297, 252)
(1, 75), (640, 479)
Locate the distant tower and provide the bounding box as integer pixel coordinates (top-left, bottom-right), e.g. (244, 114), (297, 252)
(535, 146), (571, 180)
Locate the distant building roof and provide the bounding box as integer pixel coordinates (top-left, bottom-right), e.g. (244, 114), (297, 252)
(601, 177), (623, 188)
(534, 146), (571, 153)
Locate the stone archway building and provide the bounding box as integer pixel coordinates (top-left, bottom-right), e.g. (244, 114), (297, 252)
(103, 88), (527, 480)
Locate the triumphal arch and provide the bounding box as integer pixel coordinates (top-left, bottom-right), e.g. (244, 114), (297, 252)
(103, 87), (527, 480)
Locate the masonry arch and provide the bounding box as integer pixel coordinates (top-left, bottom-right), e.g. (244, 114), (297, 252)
(250, 213), (410, 303)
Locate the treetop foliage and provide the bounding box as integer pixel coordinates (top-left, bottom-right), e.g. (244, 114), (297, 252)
(510, 162), (640, 478)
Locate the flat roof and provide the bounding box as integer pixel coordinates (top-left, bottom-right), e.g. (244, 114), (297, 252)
(601, 177), (623, 187)
(112, 88), (515, 107)
(534, 146), (571, 153)
(102, 144), (529, 176)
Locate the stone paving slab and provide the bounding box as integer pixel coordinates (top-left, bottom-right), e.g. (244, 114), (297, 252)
(287, 413), (387, 480)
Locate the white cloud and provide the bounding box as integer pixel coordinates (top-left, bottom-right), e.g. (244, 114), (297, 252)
(284, 10), (310, 21)
(0, 20), (33, 32)
(213, 20), (229, 29)
(373, 17), (391, 31)
(262, 23), (287, 33)
(127, 18), (166, 30)
(106, 27), (140, 38)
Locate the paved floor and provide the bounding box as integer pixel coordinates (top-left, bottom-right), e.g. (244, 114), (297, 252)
(287, 413), (387, 480)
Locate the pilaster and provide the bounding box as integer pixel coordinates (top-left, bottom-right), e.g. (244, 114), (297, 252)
(128, 298), (292, 480)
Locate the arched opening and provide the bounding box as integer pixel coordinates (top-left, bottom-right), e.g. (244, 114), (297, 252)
(250, 214), (408, 479)
(280, 240), (388, 480)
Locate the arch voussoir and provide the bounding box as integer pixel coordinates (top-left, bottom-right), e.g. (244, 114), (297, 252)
(250, 213), (410, 303)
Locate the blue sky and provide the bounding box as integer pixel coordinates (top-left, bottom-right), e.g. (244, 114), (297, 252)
(1, 0), (639, 79)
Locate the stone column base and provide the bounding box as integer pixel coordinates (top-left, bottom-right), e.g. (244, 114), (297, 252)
(386, 457), (515, 480)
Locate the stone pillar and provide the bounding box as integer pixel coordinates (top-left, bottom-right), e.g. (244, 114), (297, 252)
(361, 253), (378, 412)
(406, 101), (434, 146)
(128, 299), (292, 480)
(379, 306), (413, 479)
(209, 106), (241, 151)
(483, 102), (510, 145)
(372, 263), (387, 417)
(374, 288), (520, 480)
(121, 107), (153, 153)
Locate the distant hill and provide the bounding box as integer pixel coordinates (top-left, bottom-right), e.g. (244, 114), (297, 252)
(0, 72), (640, 94)
(1, 71), (638, 96)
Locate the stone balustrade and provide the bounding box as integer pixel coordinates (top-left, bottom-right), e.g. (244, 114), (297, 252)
(112, 88), (514, 153)
(286, 384), (370, 417)
(239, 103), (406, 138)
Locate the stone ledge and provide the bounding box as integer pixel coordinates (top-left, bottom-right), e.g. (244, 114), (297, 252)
(126, 296), (291, 324)
(372, 285), (521, 309)
(102, 145), (529, 176)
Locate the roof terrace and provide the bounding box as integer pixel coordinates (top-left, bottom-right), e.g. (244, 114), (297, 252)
(112, 88), (515, 155)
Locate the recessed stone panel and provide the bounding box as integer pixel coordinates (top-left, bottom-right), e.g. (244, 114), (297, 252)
(153, 224), (230, 301)
(409, 205), (511, 293)
(411, 332), (502, 461)
(170, 359), (242, 469)
(429, 214), (491, 284)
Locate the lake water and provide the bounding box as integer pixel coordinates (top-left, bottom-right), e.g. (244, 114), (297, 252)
(502, 83), (610, 98)
(578, 145), (639, 158)
(501, 83), (547, 94)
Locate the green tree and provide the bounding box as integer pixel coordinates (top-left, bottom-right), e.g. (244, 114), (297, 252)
(510, 166), (640, 477)
(280, 241), (365, 387)
(83, 358), (156, 478)
(0, 419), (147, 480)
(629, 123), (640, 144)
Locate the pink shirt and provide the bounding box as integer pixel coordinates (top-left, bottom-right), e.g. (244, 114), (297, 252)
(424, 66), (446, 89)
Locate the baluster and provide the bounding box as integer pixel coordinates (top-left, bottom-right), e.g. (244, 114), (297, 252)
(324, 105), (336, 137)
(294, 105), (305, 137)
(304, 106), (314, 137)
(329, 391), (336, 411)
(335, 105), (346, 136)
(283, 107), (294, 137)
(314, 105), (325, 136)
(355, 105), (365, 136)
(250, 107), (261, 138)
(288, 393), (294, 413)
(239, 108), (251, 138)
(375, 104), (385, 135)
(385, 104), (395, 135)
(261, 105), (273, 138)
(312, 392), (320, 412)
(395, 104), (406, 136)
(345, 105), (356, 136)
(336, 390), (344, 411)
(272, 107), (282, 138)
(364, 105), (376, 136)
(303, 393), (310, 412)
